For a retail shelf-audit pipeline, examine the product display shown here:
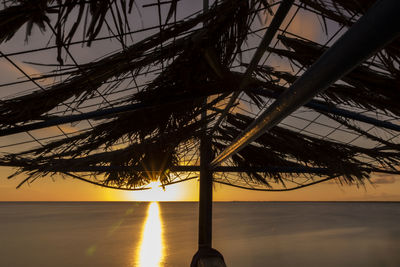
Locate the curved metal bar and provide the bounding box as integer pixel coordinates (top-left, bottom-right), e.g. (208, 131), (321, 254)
(3, 165), (331, 174)
(64, 172), (198, 191)
(63, 172), (151, 190)
(214, 175), (340, 191)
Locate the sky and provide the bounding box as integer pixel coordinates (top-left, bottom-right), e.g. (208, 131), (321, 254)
(1, 167), (399, 201)
(1, 1), (400, 202)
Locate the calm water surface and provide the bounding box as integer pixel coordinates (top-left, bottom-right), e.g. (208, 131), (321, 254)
(0, 202), (399, 267)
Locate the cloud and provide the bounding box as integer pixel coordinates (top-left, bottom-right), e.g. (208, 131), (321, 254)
(285, 10), (323, 42)
(0, 59), (53, 100)
(262, 6), (324, 42)
(31, 124), (81, 137)
(370, 174), (398, 184)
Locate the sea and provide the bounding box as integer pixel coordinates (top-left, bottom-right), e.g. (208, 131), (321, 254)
(0, 202), (399, 267)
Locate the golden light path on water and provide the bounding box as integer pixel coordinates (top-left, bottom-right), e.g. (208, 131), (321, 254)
(136, 202), (164, 267)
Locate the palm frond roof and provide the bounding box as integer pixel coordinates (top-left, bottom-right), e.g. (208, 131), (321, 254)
(0, 0), (399, 191)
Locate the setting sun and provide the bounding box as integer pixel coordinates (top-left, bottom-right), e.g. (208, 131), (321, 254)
(124, 181), (187, 202)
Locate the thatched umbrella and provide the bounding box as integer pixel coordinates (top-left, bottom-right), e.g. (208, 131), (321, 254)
(0, 0), (400, 265)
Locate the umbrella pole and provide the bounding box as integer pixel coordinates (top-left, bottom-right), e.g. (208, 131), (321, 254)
(191, 133), (226, 267)
(198, 134), (213, 249)
(190, 0), (225, 265)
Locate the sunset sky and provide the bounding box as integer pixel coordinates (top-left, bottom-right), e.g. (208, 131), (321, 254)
(1, 166), (399, 201)
(1, 1), (400, 202)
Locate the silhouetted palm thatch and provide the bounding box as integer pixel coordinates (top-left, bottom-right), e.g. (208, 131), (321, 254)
(0, 0), (399, 191)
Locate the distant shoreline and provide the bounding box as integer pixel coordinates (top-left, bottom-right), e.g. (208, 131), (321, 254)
(1, 200), (399, 203)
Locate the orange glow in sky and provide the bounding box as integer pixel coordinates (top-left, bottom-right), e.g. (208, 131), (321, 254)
(1, 166), (400, 201)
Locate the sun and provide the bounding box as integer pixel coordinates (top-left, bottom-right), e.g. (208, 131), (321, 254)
(124, 180), (184, 201)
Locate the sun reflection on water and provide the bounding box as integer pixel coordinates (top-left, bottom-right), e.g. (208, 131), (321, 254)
(136, 202), (164, 267)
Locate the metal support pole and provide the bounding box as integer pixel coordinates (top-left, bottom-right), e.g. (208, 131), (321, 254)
(198, 134), (213, 249)
(250, 88), (400, 132)
(192, 132), (226, 266)
(0, 92), (214, 137)
(191, 0), (225, 265)
(198, 0), (212, 250)
(210, 0), (400, 168)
